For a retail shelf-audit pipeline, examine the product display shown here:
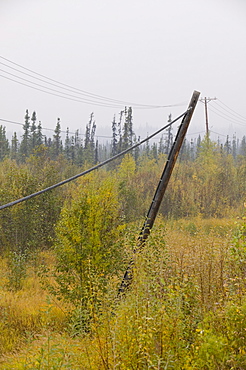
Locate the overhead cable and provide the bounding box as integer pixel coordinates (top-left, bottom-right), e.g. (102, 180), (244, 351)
(0, 110), (187, 211)
(210, 102), (246, 125)
(216, 99), (246, 121)
(208, 105), (246, 127)
(0, 73), (125, 108)
(0, 118), (113, 139)
(0, 55), (186, 109)
(0, 67), (125, 107)
(210, 130), (228, 138)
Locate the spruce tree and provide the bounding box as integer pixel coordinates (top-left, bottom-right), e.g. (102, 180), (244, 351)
(70, 135), (75, 163)
(117, 110), (124, 154)
(196, 134), (202, 157)
(232, 134), (237, 159)
(95, 139), (99, 163)
(30, 111), (37, 150)
(36, 121), (43, 147)
(84, 113), (96, 164)
(158, 134), (165, 155)
(122, 107), (133, 150)
(84, 113), (93, 150)
(112, 114), (117, 156)
(126, 107), (133, 146)
(74, 129), (80, 163)
(134, 135), (140, 163)
(0, 125), (9, 161)
(52, 118), (62, 158)
(239, 136), (246, 156)
(224, 135), (231, 155)
(19, 109), (30, 160)
(145, 137), (150, 157)
(165, 114), (173, 154)
(151, 142), (158, 160)
(64, 127), (71, 160)
(11, 132), (18, 160)
(190, 138), (195, 161)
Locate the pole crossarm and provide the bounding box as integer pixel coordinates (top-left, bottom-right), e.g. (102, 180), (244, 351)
(118, 90), (200, 296)
(199, 97), (216, 135)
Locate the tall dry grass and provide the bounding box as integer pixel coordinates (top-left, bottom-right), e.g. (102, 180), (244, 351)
(0, 217), (245, 369)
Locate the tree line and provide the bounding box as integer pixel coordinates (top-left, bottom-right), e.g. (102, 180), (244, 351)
(1, 108), (246, 165)
(0, 107), (245, 257)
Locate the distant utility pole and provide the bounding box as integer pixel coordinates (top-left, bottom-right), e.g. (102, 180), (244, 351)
(200, 97), (216, 135)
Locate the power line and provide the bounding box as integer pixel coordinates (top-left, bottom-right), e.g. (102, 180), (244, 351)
(0, 57), (131, 106)
(0, 118), (113, 139)
(0, 55), (186, 109)
(210, 130), (228, 138)
(211, 101), (246, 124)
(216, 99), (246, 121)
(0, 110), (187, 211)
(0, 68), (126, 107)
(208, 105), (246, 127)
(0, 73), (126, 108)
(0, 61), (119, 103)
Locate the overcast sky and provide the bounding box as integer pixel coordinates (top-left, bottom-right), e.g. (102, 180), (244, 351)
(0, 0), (246, 143)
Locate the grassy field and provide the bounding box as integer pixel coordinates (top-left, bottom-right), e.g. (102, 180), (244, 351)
(0, 217), (245, 369)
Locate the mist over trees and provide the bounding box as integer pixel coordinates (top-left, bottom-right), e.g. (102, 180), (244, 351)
(1, 108), (245, 165)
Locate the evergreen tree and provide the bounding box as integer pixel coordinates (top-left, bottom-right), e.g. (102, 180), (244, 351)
(84, 113), (93, 150)
(46, 137), (52, 149)
(52, 118), (62, 158)
(158, 134), (165, 155)
(112, 115), (117, 156)
(134, 135), (140, 163)
(122, 107), (133, 150)
(196, 134), (202, 157)
(11, 132), (18, 160)
(36, 121), (43, 147)
(19, 109), (30, 159)
(84, 113), (96, 164)
(239, 136), (246, 156)
(164, 114), (173, 154)
(75, 136), (84, 166)
(144, 137), (150, 158)
(190, 138), (195, 161)
(95, 139), (99, 163)
(0, 125), (9, 161)
(30, 111), (37, 150)
(117, 110), (124, 154)
(151, 142), (158, 160)
(64, 127), (71, 160)
(126, 106), (133, 146)
(74, 129), (81, 163)
(224, 135), (231, 155)
(232, 134), (237, 160)
(70, 135), (75, 163)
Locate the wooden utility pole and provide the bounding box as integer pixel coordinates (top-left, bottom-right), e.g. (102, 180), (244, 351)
(200, 97), (216, 135)
(118, 90), (200, 296)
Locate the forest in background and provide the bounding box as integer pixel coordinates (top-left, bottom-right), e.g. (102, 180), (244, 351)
(1, 108), (246, 164)
(0, 108), (246, 369)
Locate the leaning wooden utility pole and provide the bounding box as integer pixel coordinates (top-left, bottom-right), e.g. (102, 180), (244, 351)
(118, 90), (200, 296)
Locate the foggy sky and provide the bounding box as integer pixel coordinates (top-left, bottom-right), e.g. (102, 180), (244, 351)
(0, 0), (246, 142)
